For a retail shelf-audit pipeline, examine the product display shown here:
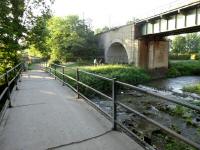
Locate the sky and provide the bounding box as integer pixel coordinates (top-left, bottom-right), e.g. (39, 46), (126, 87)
(52, 0), (182, 29)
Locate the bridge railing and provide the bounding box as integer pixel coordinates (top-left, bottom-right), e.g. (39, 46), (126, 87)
(0, 63), (23, 121)
(137, 0), (200, 22)
(44, 63), (200, 150)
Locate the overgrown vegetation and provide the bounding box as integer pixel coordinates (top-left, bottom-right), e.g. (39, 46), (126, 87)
(0, 0), (53, 75)
(167, 60), (200, 77)
(183, 84), (200, 95)
(171, 33), (200, 54)
(51, 64), (150, 96)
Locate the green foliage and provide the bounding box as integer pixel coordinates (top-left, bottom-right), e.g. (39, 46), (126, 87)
(167, 60), (200, 77)
(28, 45), (43, 57)
(28, 14), (52, 59)
(54, 64), (150, 97)
(169, 53), (191, 60)
(185, 33), (200, 53)
(171, 33), (200, 54)
(183, 84), (200, 95)
(171, 105), (185, 116)
(165, 138), (195, 150)
(167, 67), (181, 78)
(46, 16), (99, 63)
(0, 0), (53, 74)
(171, 36), (187, 53)
(95, 26), (110, 34)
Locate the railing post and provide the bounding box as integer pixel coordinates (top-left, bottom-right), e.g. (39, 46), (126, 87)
(5, 70), (12, 108)
(18, 63), (22, 82)
(54, 64), (56, 80)
(14, 67), (18, 90)
(62, 66), (65, 86)
(49, 64), (51, 76)
(76, 68), (80, 99)
(112, 78), (117, 130)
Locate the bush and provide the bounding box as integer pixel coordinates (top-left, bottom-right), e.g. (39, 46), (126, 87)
(183, 84), (200, 95)
(167, 67), (181, 78)
(169, 53), (191, 60)
(55, 64), (151, 97)
(167, 60), (200, 77)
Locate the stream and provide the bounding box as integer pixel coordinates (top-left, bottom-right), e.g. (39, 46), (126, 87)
(91, 76), (200, 149)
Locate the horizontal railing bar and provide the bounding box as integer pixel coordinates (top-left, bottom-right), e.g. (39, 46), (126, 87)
(77, 80), (112, 101)
(47, 67), (112, 101)
(46, 67), (112, 120)
(117, 101), (200, 149)
(0, 87), (8, 101)
(50, 68), (77, 82)
(51, 63), (77, 71)
(116, 81), (200, 112)
(79, 70), (113, 81)
(78, 92), (112, 121)
(7, 63), (21, 74)
(46, 64), (200, 149)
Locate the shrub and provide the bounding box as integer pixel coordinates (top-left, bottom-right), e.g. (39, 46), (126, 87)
(167, 67), (181, 78)
(167, 60), (200, 77)
(183, 84), (200, 95)
(169, 53), (191, 60)
(55, 64), (151, 97)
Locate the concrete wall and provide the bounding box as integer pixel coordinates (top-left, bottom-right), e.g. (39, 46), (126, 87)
(97, 24), (139, 65)
(138, 39), (169, 70)
(97, 24), (169, 70)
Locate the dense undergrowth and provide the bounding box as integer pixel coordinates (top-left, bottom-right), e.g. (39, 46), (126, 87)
(183, 84), (200, 95)
(51, 64), (151, 97)
(167, 60), (200, 78)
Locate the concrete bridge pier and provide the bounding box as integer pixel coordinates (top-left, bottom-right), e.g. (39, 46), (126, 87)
(138, 38), (169, 70)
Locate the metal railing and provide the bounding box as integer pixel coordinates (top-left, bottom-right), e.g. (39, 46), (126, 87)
(136, 0), (200, 22)
(0, 63), (23, 118)
(44, 63), (200, 150)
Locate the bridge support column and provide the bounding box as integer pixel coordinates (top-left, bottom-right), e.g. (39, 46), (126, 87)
(138, 38), (169, 71)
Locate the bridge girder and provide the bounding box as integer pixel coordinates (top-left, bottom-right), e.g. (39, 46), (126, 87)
(135, 1), (200, 39)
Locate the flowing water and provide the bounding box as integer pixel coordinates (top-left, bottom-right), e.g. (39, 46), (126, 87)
(91, 76), (200, 149)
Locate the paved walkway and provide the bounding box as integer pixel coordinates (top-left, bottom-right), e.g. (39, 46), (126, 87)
(0, 67), (144, 150)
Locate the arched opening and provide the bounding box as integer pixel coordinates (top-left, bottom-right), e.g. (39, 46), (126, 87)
(107, 42), (128, 64)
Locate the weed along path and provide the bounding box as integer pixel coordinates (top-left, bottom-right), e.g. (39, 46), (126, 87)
(0, 66), (144, 150)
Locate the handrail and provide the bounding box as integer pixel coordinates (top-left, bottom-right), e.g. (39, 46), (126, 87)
(45, 63), (200, 150)
(116, 81), (200, 112)
(117, 102), (200, 149)
(79, 70), (113, 81)
(0, 63), (23, 110)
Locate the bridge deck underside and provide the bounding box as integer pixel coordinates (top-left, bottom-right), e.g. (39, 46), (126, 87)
(0, 66), (144, 150)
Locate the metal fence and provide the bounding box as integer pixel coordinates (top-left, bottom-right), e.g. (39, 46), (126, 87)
(0, 63), (23, 120)
(44, 63), (200, 150)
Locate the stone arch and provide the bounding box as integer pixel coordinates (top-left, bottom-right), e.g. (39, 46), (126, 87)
(106, 42), (128, 64)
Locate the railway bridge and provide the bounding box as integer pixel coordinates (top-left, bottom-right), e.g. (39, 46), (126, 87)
(97, 0), (200, 70)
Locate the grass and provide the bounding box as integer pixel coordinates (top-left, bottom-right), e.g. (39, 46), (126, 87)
(183, 83), (200, 95)
(167, 60), (200, 77)
(52, 63), (151, 97)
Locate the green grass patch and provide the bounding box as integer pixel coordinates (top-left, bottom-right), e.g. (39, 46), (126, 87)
(167, 60), (200, 78)
(183, 83), (200, 95)
(53, 64), (151, 97)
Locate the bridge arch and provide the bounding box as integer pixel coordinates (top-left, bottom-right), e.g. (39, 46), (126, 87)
(106, 42), (128, 64)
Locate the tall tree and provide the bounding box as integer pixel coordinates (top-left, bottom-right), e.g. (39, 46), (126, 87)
(171, 36), (186, 54)
(47, 15), (98, 63)
(185, 33), (200, 53)
(0, 0), (54, 73)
